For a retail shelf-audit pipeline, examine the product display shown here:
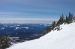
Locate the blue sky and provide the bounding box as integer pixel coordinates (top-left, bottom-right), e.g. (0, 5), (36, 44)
(0, 0), (75, 18)
(0, 0), (75, 24)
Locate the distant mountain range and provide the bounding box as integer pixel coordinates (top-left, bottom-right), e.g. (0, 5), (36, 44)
(0, 24), (48, 41)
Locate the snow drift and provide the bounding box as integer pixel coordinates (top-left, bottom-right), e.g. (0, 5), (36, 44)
(7, 22), (75, 49)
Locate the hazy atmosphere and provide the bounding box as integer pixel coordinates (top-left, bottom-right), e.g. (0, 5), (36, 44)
(0, 0), (75, 23)
(0, 0), (75, 49)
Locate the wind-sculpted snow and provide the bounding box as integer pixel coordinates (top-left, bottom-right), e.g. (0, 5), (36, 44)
(7, 22), (75, 49)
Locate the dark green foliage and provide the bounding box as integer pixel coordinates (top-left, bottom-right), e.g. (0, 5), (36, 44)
(47, 12), (74, 32)
(57, 12), (73, 25)
(43, 12), (74, 36)
(0, 36), (11, 49)
(57, 14), (65, 26)
(69, 12), (73, 21)
(65, 16), (68, 23)
(51, 21), (56, 29)
(68, 12), (73, 23)
(65, 12), (73, 24)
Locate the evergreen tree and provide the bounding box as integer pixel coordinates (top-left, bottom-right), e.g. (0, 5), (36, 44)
(68, 12), (73, 23)
(65, 12), (73, 23)
(57, 14), (65, 26)
(51, 21), (56, 29)
(0, 36), (11, 49)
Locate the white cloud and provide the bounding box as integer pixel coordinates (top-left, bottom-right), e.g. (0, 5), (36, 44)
(0, 18), (57, 24)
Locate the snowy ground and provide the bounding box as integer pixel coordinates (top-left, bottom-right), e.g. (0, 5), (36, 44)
(7, 22), (75, 49)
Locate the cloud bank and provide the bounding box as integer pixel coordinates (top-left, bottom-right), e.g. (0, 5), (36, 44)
(0, 18), (57, 24)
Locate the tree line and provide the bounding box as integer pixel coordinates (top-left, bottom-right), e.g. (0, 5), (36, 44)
(47, 12), (74, 32)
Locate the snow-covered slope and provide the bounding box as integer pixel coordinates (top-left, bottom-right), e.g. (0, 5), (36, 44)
(7, 22), (75, 49)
